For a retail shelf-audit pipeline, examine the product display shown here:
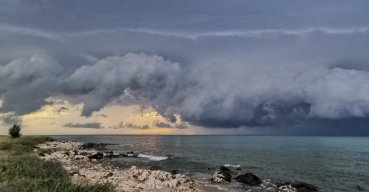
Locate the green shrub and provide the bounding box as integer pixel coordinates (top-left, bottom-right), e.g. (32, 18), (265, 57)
(0, 142), (12, 150)
(8, 124), (21, 138)
(0, 178), (114, 192)
(0, 136), (114, 192)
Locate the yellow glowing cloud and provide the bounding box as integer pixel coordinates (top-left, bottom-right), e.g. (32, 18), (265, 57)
(128, 128), (173, 135)
(0, 97), (197, 135)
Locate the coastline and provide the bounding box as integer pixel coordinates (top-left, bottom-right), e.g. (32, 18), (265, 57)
(0, 136), (113, 191)
(34, 140), (215, 192)
(33, 139), (320, 192)
(0, 136), (324, 192)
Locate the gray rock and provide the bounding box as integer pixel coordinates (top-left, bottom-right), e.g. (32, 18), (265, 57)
(235, 172), (262, 186)
(81, 143), (107, 149)
(211, 166), (232, 183)
(88, 152), (104, 160)
(277, 181), (318, 192)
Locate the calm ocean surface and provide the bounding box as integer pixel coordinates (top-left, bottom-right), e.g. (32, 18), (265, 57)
(52, 136), (369, 192)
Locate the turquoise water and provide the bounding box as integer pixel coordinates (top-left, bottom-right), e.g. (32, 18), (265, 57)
(53, 136), (369, 192)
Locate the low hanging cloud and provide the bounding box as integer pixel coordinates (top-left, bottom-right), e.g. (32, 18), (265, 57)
(61, 53), (181, 117)
(56, 107), (68, 114)
(61, 52), (369, 132)
(111, 122), (150, 130)
(64, 122), (102, 129)
(154, 121), (172, 128)
(1, 51), (369, 134)
(0, 112), (22, 125)
(0, 53), (61, 115)
(175, 123), (188, 129)
(79, 26), (369, 40)
(0, 0), (369, 135)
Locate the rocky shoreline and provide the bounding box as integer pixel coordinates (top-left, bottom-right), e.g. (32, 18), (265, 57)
(34, 141), (319, 192)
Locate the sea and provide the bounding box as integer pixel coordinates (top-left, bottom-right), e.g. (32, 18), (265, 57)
(52, 135), (369, 192)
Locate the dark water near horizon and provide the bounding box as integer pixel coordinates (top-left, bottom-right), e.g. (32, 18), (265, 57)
(53, 136), (369, 192)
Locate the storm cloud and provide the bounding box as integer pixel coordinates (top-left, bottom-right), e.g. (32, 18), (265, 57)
(0, 112), (22, 125)
(64, 122), (102, 129)
(111, 122), (150, 130)
(0, 0), (369, 135)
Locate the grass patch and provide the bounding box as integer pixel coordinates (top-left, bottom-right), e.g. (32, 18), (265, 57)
(0, 136), (114, 192)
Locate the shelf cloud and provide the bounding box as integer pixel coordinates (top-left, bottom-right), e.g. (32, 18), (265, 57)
(0, 0), (368, 135)
(64, 122), (102, 129)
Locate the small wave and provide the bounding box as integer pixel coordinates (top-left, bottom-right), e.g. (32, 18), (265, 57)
(224, 164), (241, 168)
(138, 154), (168, 161)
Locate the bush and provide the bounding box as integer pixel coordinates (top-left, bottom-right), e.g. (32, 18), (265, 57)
(0, 136), (114, 192)
(8, 124), (21, 138)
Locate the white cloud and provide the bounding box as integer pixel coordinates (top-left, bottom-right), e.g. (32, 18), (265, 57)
(70, 26), (369, 39)
(0, 23), (67, 43)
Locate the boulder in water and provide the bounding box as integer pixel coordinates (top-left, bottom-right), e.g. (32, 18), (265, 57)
(88, 152), (104, 160)
(81, 143), (107, 149)
(235, 172), (262, 186)
(220, 166), (230, 172)
(211, 166), (232, 183)
(103, 151), (113, 158)
(355, 185), (365, 191)
(125, 151), (138, 157)
(170, 170), (179, 174)
(277, 181), (318, 192)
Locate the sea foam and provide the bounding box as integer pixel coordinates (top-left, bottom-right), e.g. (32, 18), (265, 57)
(224, 164), (241, 168)
(138, 154), (168, 161)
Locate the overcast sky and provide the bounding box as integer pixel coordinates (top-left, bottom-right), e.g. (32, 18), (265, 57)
(1, 0), (369, 135)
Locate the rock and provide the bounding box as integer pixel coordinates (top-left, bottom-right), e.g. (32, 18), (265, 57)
(35, 141), (205, 192)
(277, 181), (318, 192)
(220, 166), (230, 172)
(70, 170), (80, 176)
(125, 151), (138, 157)
(63, 151), (70, 156)
(211, 166), (232, 183)
(112, 152), (121, 158)
(235, 172), (262, 186)
(170, 170), (179, 174)
(278, 184), (297, 192)
(104, 172), (114, 178)
(88, 152), (104, 160)
(81, 143), (106, 149)
(124, 166), (200, 190)
(149, 165), (162, 170)
(355, 185), (365, 191)
(74, 155), (86, 160)
(104, 151), (113, 158)
(79, 151), (90, 156)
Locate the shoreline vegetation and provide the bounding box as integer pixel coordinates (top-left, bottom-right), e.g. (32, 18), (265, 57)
(0, 136), (320, 192)
(0, 136), (113, 192)
(34, 140), (209, 192)
(0, 136), (208, 192)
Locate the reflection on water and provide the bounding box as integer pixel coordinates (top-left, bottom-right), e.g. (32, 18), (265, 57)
(132, 136), (161, 154)
(53, 135), (369, 192)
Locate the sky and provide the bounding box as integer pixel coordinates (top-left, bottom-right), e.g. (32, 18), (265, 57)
(0, 0), (369, 135)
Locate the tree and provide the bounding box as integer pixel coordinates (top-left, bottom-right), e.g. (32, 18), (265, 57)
(9, 124), (21, 138)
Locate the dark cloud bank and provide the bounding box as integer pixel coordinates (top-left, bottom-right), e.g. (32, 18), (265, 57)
(0, 0), (369, 135)
(64, 122), (102, 129)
